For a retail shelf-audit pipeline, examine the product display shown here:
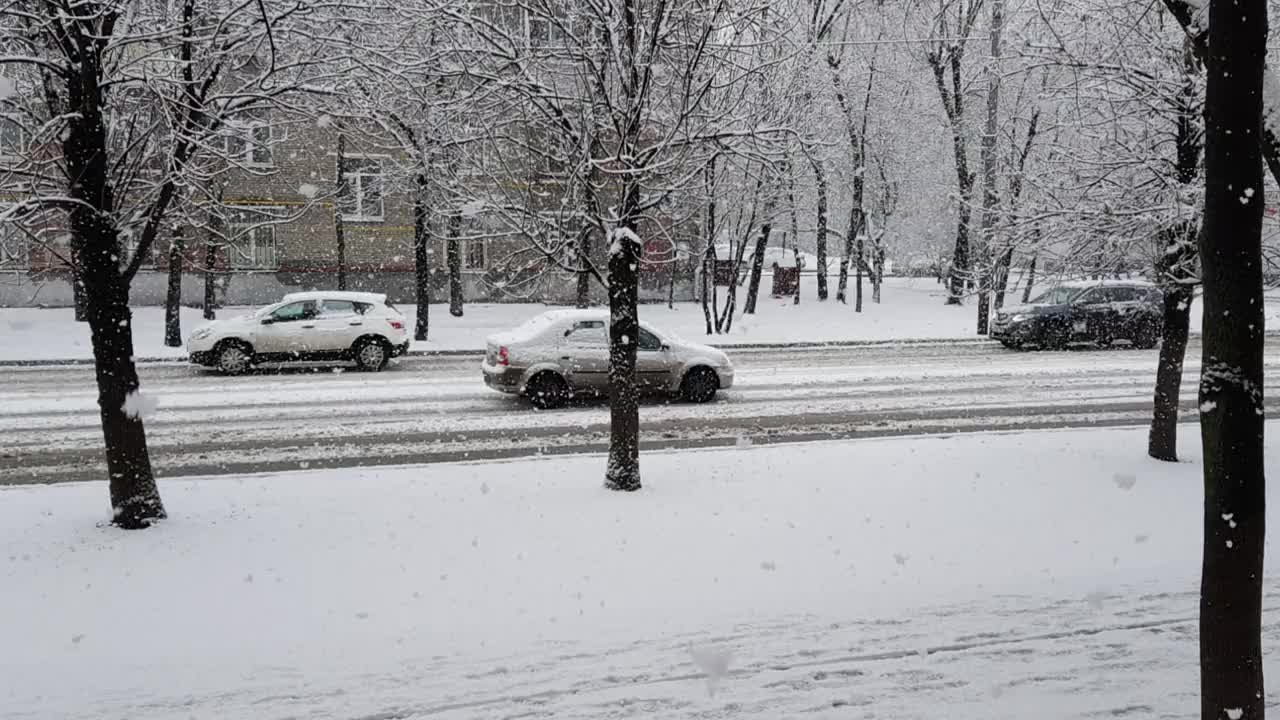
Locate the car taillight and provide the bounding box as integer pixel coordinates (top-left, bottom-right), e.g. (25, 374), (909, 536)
(498, 346), (510, 366)
(388, 319), (405, 330)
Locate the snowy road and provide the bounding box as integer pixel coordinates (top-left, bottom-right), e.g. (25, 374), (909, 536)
(5, 338), (1280, 484)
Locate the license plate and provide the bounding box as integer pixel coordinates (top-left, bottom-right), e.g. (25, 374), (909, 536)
(1073, 319), (1088, 333)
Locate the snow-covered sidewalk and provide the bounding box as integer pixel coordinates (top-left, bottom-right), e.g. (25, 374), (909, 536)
(4, 425), (1278, 719)
(3, 277), (1269, 363)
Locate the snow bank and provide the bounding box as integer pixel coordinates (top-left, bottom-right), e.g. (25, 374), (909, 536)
(4, 424), (1277, 718)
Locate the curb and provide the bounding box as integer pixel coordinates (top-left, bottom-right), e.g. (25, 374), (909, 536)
(0, 329), (1257, 369)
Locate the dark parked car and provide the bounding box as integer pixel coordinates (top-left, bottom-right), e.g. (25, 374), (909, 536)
(990, 281), (1164, 350)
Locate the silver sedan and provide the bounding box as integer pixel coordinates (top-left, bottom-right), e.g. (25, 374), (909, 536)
(481, 309), (735, 409)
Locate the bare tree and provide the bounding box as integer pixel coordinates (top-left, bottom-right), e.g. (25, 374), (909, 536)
(0, 0), (321, 527)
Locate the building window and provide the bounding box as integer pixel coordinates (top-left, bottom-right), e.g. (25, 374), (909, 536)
(227, 207), (281, 270)
(0, 204), (26, 269)
(225, 121), (272, 167)
(0, 114), (25, 160)
(338, 157), (384, 221)
(465, 239), (486, 270)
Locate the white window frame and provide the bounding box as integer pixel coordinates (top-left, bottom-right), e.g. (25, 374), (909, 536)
(227, 206), (282, 270)
(0, 202), (27, 270)
(339, 155), (385, 222)
(224, 120), (273, 168)
(0, 113), (26, 161)
(464, 238), (487, 270)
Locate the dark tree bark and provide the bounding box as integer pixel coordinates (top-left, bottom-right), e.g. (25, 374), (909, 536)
(64, 39), (165, 528)
(1149, 42), (1203, 463)
(701, 157), (717, 334)
(413, 172), (431, 341)
(719, 176), (762, 333)
(1197, 0), (1267, 713)
(334, 131), (348, 291)
(1021, 255), (1037, 303)
(72, 257), (88, 322)
(605, 205), (642, 492)
(992, 247), (1014, 310)
(447, 212), (464, 317)
(854, 231), (864, 312)
(872, 239), (885, 303)
(163, 227), (185, 347)
(202, 236), (217, 321)
(809, 154), (829, 301)
(743, 217), (773, 314)
(577, 226), (593, 308)
(787, 164), (802, 306)
(928, 46), (976, 306)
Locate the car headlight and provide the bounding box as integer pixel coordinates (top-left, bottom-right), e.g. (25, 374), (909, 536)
(1010, 314), (1032, 323)
(189, 328), (213, 341)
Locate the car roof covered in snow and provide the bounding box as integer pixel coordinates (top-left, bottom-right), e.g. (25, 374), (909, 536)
(280, 290), (388, 304)
(1053, 279), (1156, 289)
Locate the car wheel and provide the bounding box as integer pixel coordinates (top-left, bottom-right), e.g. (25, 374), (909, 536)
(352, 337), (391, 371)
(681, 366), (719, 403)
(214, 340), (253, 375)
(526, 371), (569, 410)
(1041, 327), (1070, 351)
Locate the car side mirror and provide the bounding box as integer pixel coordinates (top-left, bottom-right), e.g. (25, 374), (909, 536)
(261, 317), (275, 325)
(661, 343), (671, 352)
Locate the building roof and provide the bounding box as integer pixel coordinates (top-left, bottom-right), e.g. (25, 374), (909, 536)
(281, 290), (389, 304)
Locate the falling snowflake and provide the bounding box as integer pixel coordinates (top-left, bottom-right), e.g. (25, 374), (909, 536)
(121, 391), (158, 420)
(688, 643), (733, 698)
(1112, 473), (1137, 490)
(299, 183), (320, 199)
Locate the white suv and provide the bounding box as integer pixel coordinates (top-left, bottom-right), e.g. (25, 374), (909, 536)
(187, 291), (410, 374)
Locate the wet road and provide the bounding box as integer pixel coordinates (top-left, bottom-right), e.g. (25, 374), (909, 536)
(3, 338), (1277, 484)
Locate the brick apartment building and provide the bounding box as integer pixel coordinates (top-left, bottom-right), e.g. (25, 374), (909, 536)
(0, 110), (699, 308)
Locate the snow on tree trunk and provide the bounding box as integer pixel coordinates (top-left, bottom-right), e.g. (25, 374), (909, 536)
(975, 0), (1004, 335)
(743, 194), (776, 315)
(202, 236), (218, 321)
(1197, 0), (1267, 712)
(577, 226), (593, 309)
(811, 156), (829, 301)
(163, 227), (185, 348)
(605, 224), (642, 492)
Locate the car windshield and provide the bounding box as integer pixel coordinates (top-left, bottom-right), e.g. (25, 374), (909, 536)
(1029, 286), (1084, 305)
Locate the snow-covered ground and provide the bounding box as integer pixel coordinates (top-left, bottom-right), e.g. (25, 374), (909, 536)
(4, 425), (1278, 719)
(4, 277), (1273, 362)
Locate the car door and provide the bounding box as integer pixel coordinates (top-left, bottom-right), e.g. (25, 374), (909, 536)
(635, 326), (670, 390)
(1070, 288), (1112, 340)
(561, 321), (610, 393)
(255, 300), (319, 355)
(314, 299), (365, 352)
(1108, 287), (1148, 336)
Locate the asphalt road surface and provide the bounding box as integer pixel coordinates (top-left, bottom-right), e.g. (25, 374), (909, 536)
(3, 338), (1278, 485)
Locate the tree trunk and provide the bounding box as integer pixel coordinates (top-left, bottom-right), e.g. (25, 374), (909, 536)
(202, 237), (217, 321)
(577, 226), (593, 308)
(73, 259), (88, 322)
(667, 250), (677, 309)
(992, 246), (1014, 310)
(64, 46), (165, 529)
(1198, 0), (1267, 713)
(1149, 42), (1203, 463)
(334, 132), (347, 291)
(743, 219), (772, 314)
(975, 0), (1003, 335)
(788, 166), (802, 306)
(447, 212), (464, 317)
(605, 207), (642, 492)
(163, 228), (184, 347)
(1149, 277), (1193, 461)
(1021, 255), (1037, 303)
(413, 173), (430, 341)
(810, 155), (829, 301)
(854, 231), (864, 312)
(701, 158), (717, 334)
